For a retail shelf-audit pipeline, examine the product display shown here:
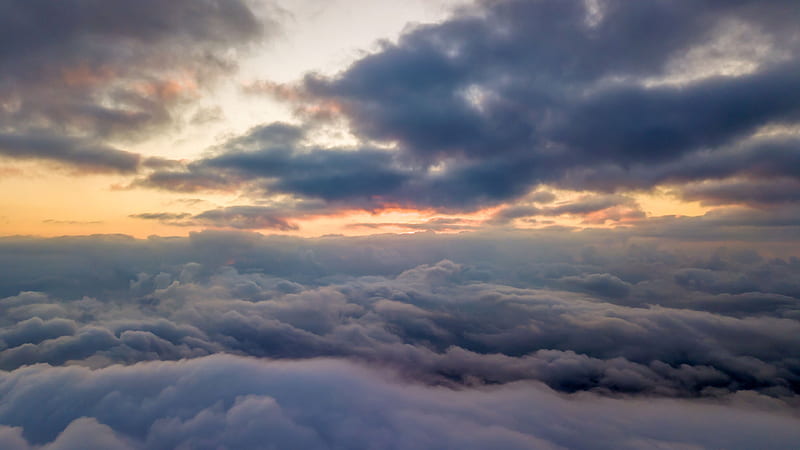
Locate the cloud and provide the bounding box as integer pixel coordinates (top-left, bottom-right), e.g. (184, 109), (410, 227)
(190, 206), (300, 231)
(0, 133), (142, 173)
(0, 355), (799, 449)
(348, 217), (479, 232)
(1, 231), (799, 395)
(677, 178), (800, 206)
(293, 0), (800, 204)
(488, 194), (644, 225)
(139, 0), (800, 215)
(128, 213), (192, 222)
(636, 205), (800, 241)
(0, 0), (269, 171)
(0, 228), (798, 447)
(559, 273), (632, 298)
(130, 199), (339, 231)
(560, 136), (800, 193)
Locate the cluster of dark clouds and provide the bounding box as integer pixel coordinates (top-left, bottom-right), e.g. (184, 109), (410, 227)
(0, 230), (798, 447)
(133, 0), (800, 227)
(0, 0), (267, 172)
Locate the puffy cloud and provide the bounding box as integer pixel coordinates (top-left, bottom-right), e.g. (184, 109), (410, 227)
(0, 229), (799, 446)
(558, 273), (632, 298)
(1, 231), (799, 396)
(0, 355), (799, 449)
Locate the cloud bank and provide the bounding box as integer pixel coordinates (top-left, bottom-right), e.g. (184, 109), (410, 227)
(0, 230), (798, 447)
(1, 355), (799, 449)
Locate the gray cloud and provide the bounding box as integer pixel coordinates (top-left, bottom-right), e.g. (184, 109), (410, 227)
(0, 228), (799, 447)
(130, 198), (340, 231)
(1, 230), (799, 395)
(291, 0), (800, 206)
(191, 206), (300, 231)
(1, 355), (799, 449)
(0, 0), (268, 171)
(139, 0), (800, 214)
(488, 194), (644, 225)
(677, 178), (800, 206)
(0, 133), (141, 173)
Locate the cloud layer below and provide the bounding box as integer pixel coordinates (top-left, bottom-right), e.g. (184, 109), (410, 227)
(0, 230), (798, 447)
(2, 355), (799, 450)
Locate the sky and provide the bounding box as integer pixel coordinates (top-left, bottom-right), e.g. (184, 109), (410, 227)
(0, 0), (751, 239)
(1, 0), (800, 448)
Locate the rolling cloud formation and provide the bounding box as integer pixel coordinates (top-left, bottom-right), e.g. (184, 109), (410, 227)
(0, 230), (798, 448)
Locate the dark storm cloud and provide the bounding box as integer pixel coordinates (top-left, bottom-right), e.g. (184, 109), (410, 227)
(0, 0), (267, 171)
(143, 0), (800, 212)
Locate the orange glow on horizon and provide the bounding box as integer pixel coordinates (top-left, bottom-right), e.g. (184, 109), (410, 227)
(0, 160), (713, 239)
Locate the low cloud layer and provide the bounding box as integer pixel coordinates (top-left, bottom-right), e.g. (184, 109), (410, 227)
(1, 355), (799, 449)
(0, 230), (798, 447)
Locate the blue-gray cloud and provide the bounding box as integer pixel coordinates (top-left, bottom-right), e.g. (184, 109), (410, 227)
(141, 0), (800, 214)
(0, 0), (268, 172)
(0, 229), (799, 447)
(2, 355), (799, 449)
